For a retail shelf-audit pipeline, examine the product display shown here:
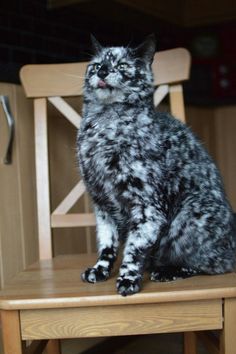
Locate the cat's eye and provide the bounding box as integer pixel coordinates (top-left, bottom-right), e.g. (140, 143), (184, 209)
(93, 63), (102, 71)
(117, 63), (129, 70)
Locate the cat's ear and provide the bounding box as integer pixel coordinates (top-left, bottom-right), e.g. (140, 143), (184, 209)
(90, 34), (103, 54)
(134, 34), (156, 63)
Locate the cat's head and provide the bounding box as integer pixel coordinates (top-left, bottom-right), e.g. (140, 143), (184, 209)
(84, 35), (156, 104)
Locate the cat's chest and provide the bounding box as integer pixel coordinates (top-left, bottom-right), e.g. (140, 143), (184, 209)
(79, 111), (139, 168)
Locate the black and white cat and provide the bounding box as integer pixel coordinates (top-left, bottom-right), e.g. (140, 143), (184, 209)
(77, 35), (236, 296)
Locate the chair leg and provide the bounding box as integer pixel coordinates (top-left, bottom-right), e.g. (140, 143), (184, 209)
(220, 298), (236, 354)
(184, 332), (198, 354)
(1, 310), (23, 354)
(46, 339), (61, 354)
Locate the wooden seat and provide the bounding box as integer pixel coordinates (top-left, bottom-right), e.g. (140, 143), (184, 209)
(0, 48), (236, 354)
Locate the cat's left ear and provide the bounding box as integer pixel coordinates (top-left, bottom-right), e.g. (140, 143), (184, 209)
(134, 34), (156, 63)
(90, 34), (103, 54)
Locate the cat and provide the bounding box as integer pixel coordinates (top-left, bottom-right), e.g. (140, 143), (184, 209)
(77, 34), (236, 296)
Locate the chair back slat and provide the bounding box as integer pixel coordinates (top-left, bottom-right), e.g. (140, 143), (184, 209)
(169, 84), (186, 123)
(34, 98), (52, 259)
(152, 48), (190, 86)
(20, 62), (87, 98)
(20, 48), (190, 98)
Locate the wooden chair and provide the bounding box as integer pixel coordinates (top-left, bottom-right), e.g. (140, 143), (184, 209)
(0, 48), (236, 354)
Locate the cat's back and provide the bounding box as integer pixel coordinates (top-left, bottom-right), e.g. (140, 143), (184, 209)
(153, 110), (209, 159)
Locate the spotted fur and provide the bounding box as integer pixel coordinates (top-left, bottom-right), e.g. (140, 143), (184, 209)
(77, 35), (236, 296)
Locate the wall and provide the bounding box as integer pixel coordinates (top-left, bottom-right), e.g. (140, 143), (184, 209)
(0, 0), (91, 83)
(187, 106), (236, 210)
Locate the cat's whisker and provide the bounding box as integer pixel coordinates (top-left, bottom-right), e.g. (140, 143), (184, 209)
(65, 74), (85, 79)
(125, 38), (133, 50)
(80, 50), (94, 59)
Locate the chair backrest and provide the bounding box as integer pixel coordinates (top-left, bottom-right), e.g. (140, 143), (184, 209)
(20, 47), (191, 260)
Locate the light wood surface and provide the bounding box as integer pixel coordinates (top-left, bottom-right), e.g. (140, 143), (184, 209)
(153, 48), (190, 86)
(20, 300), (222, 340)
(47, 96), (96, 256)
(1, 310), (22, 354)
(52, 181), (86, 215)
(0, 84), (38, 288)
(48, 97), (81, 129)
(169, 84), (186, 122)
(153, 84), (169, 107)
(220, 298), (236, 354)
(0, 254), (236, 310)
(20, 62), (87, 98)
(34, 98), (52, 260)
(51, 214), (96, 228)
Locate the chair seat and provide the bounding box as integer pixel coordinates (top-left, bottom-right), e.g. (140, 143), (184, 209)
(1, 253), (236, 311)
(1, 254), (236, 341)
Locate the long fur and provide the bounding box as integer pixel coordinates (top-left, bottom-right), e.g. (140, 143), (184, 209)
(77, 36), (236, 296)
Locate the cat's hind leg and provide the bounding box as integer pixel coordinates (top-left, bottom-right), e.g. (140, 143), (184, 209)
(150, 265), (202, 282)
(81, 206), (119, 283)
(157, 195), (236, 277)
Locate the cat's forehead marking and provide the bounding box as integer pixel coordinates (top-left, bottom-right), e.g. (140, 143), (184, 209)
(103, 47), (126, 63)
(105, 50), (116, 62)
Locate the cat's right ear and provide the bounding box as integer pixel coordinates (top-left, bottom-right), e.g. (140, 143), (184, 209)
(90, 34), (103, 54)
(134, 34), (156, 64)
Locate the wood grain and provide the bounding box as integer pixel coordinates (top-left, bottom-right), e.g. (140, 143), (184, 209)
(20, 300), (222, 340)
(51, 213), (96, 228)
(169, 84), (186, 123)
(52, 180), (86, 215)
(1, 310), (23, 354)
(0, 84), (38, 288)
(47, 96), (95, 255)
(220, 298), (236, 354)
(20, 62), (87, 98)
(34, 98), (52, 259)
(0, 254), (236, 310)
(48, 96), (81, 129)
(153, 84), (169, 107)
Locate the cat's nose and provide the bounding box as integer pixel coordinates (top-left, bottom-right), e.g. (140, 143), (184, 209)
(97, 65), (109, 79)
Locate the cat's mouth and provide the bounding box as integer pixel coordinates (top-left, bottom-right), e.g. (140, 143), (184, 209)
(97, 79), (113, 90)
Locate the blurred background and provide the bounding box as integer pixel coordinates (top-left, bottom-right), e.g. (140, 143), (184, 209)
(0, 0), (235, 105)
(0, 2), (236, 353)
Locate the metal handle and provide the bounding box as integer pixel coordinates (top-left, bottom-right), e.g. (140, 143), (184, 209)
(0, 95), (15, 164)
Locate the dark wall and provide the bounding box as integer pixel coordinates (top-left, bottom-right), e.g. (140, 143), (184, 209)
(0, 0), (235, 104)
(0, 0), (93, 83)
(0, 0), (184, 83)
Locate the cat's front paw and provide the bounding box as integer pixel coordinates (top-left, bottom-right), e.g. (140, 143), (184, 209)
(81, 267), (110, 283)
(116, 276), (142, 296)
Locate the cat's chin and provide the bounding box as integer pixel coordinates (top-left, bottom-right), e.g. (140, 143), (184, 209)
(95, 87), (125, 104)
